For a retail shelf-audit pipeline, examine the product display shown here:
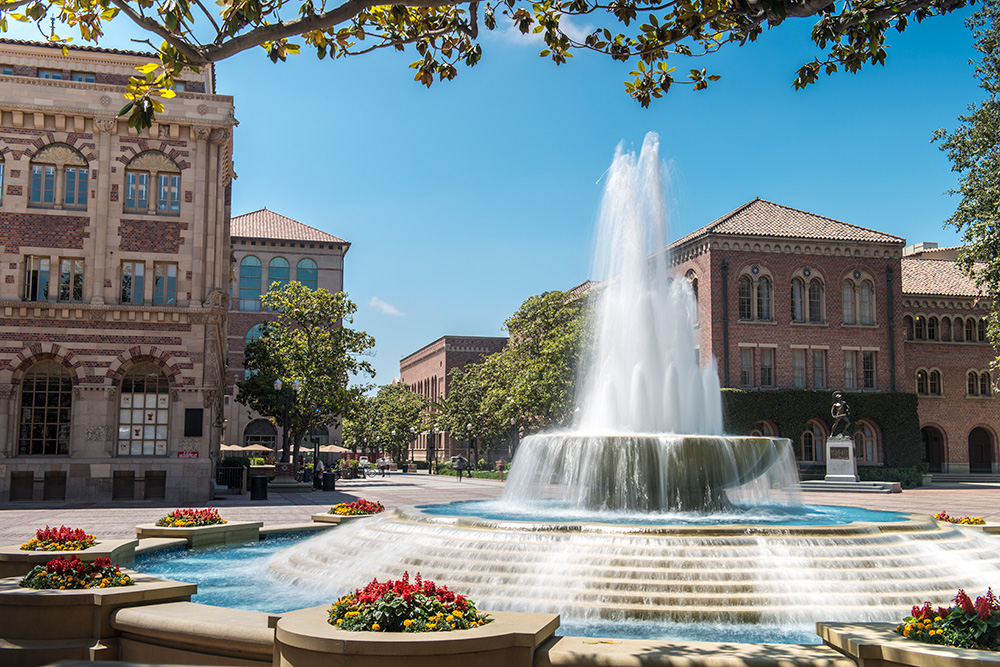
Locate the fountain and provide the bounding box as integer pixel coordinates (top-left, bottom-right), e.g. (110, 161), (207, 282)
(140, 134), (1000, 643)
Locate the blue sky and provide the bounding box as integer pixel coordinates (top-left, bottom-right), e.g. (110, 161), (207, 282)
(10, 8), (984, 384)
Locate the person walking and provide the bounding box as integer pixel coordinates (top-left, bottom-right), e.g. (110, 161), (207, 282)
(314, 458), (325, 489)
(455, 456), (466, 482)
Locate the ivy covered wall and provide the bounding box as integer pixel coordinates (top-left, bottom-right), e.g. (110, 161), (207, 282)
(721, 389), (922, 468)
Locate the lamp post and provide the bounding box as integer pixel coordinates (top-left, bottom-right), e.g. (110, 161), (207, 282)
(509, 417), (517, 459)
(273, 378), (300, 464)
(390, 430), (396, 466)
(409, 426), (416, 464)
(466, 422), (476, 470)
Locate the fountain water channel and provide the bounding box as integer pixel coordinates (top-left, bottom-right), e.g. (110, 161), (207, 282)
(140, 134), (1000, 642)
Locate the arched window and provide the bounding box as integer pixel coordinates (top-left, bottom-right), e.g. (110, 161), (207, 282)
(914, 316), (925, 340)
(942, 318), (952, 341)
(18, 360), (72, 456)
(686, 270), (698, 324)
(981, 372), (992, 397)
(968, 371), (979, 396)
(757, 276), (772, 321)
(979, 318), (988, 342)
(966, 319), (976, 342)
(928, 317), (939, 341)
(791, 278), (805, 323)
(904, 315), (914, 341)
(239, 256), (262, 311)
(117, 362), (169, 456)
(929, 370), (941, 396)
(30, 143), (89, 210)
(738, 275), (753, 320)
(842, 281), (856, 325)
(808, 278), (823, 323)
(244, 419), (277, 449)
(954, 317), (964, 341)
(268, 257), (289, 292)
(124, 151), (181, 215)
(246, 323), (266, 344)
(297, 258), (318, 291)
(859, 281), (874, 325)
(750, 420), (777, 437)
(916, 369), (928, 395)
(799, 420), (826, 463)
(853, 421), (879, 464)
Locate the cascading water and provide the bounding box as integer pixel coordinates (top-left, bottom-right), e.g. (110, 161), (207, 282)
(139, 132), (1000, 643)
(500, 132), (798, 513)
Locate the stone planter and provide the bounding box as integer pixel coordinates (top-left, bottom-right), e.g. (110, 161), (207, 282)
(274, 606), (559, 667)
(922, 474), (933, 486)
(0, 539), (139, 578)
(818, 622), (1000, 667)
(135, 521), (263, 549)
(249, 464), (276, 479)
(0, 571), (195, 667)
(310, 513), (380, 525)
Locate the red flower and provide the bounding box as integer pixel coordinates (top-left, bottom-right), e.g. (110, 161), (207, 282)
(954, 589), (975, 613)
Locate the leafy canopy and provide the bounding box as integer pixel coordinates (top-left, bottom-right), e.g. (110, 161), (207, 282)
(934, 0), (1000, 359)
(342, 383), (425, 461)
(235, 281), (375, 460)
(2, 0), (972, 130)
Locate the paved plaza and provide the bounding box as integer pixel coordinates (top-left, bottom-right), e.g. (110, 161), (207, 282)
(1, 474), (999, 545)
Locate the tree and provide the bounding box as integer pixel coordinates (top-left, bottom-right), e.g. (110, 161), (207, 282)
(236, 281), (375, 463)
(442, 289), (590, 457)
(2, 0), (971, 130)
(934, 0), (1000, 355)
(373, 382), (426, 463)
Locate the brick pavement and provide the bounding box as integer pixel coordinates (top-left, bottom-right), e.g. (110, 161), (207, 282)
(1, 475), (998, 545)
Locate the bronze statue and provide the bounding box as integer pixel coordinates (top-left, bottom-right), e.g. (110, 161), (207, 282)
(830, 391), (851, 437)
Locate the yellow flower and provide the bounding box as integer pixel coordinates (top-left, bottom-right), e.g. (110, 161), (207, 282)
(453, 610), (463, 617)
(903, 627), (911, 637)
(372, 623), (380, 631)
(427, 623), (436, 629)
(403, 619), (413, 627)
(336, 618), (342, 624)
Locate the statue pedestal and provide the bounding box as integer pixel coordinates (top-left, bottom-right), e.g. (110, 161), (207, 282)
(825, 435), (858, 482)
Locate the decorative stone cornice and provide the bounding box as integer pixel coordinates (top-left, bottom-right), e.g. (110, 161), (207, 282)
(902, 297), (989, 311)
(0, 300), (226, 325)
(669, 233), (903, 266)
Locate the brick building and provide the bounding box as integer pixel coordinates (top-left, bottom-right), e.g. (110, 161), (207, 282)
(670, 198), (998, 474)
(0, 40), (236, 503)
(399, 336), (508, 463)
(224, 208), (350, 451)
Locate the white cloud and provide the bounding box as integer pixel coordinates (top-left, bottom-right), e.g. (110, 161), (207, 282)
(369, 296), (405, 317)
(487, 14), (594, 47)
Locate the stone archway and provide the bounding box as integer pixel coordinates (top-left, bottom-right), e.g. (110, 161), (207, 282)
(921, 426), (945, 473)
(968, 427), (994, 474)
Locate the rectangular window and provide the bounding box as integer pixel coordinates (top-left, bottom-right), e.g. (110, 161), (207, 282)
(792, 349), (806, 388)
(38, 69), (63, 80)
(24, 256), (50, 301)
(59, 259), (84, 301)
(71, 72), (95, 83)
(64, 167), (88, 207)
(125, 171), (148, 210)
(121, 261), (145, 304)
(30, 165), (55, 205)
(812, 350), (827, 388)
(740, 349), (754, 387)
(760, 348), (774, 387)
(863, 351), (876, 389)
(158, 173), (180, 211)
(1, 65), (12, 76)
(153, 263), (177, 305)
(843, 351), (856, 389)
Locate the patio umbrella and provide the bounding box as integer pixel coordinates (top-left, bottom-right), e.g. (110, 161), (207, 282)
(242, 444), (274, 452)
(220, 444), (244, 452)
(319, 444), (351, 453)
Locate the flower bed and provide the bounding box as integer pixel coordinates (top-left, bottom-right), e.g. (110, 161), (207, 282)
(329, 572), (490, 632)
(20, 556), (133, 590)
(156, 508), (227, 527)
(934, 512), (986, 525)
(329, 499), (385, 516)
(20, 525), (97, 551)
(896, 589), (1000, 651)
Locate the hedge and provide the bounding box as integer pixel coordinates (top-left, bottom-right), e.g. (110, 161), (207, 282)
(721, 388), (922, 469)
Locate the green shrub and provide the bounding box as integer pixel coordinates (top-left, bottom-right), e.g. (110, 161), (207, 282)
(220, 456), (251, 468)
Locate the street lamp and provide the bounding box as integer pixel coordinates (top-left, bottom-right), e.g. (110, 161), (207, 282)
(510, 416), (517, 458)
(466, 422), (476, 468)
(391, 430), (396, 465)
(273, 378), (300, 464)
(409, 426), (416, 463)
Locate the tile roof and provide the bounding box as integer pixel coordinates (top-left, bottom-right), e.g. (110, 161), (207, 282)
(231, 208), (349, 245)
(901, 258), (982, 298)
(0, 38), (154, 59)
(671, 198), (905, 247)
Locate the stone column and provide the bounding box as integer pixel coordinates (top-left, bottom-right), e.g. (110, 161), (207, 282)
(189, 126), (211, 306)
(90, 117), (116, 305)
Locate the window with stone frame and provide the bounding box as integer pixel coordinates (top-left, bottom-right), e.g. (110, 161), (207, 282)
(17, 360), (72, 456)
(117, 363), (170, 456)
(739, 348), (754, 386)
(929, 370), (941, 395)
(981, 372), (992, 397)
(23, 255), (50, 301)
(58, 258), (84, 302)
(966, 318), (976, 342)
(792, 348), (806, 388)
(843, 350), (857, 390)
(686, 270), (698, 324)
(153, 262), (177, 305)
(124, 151), (181, 215)
(862, 351), (876, 389)
(979, 318), (988, 342)
(239, 256), (262, 310)
(853, 421), (879, 464)
(842, 272), (876, 326)
(29, 143), (89, 210)
(759, 347), (775, 387)
(799, 420), (826, 463)
(916, 369), (928, 395)
(738, 266), (773, 322)
(121, 261), (145, 304)
(968, 370), (980, 396)
(928, 317), (939, 341)
(812, 349), (827, 388)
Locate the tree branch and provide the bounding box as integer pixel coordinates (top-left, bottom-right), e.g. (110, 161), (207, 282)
(108, 0), (206, 64)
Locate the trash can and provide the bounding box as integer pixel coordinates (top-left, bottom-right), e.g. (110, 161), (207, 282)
(322, 473), (336, 492)
(250, 475), (268, 500)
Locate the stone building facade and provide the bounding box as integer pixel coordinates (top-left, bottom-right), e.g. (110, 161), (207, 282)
(399, 336), (508, 463)
(0, 40), (236, 503)
(670, 198), (998, 474)
(224, 208), (349, 452)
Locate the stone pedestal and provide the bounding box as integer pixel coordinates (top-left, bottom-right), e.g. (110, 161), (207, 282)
(825, 435), (858, 483)
(0, 539), (138, 578)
